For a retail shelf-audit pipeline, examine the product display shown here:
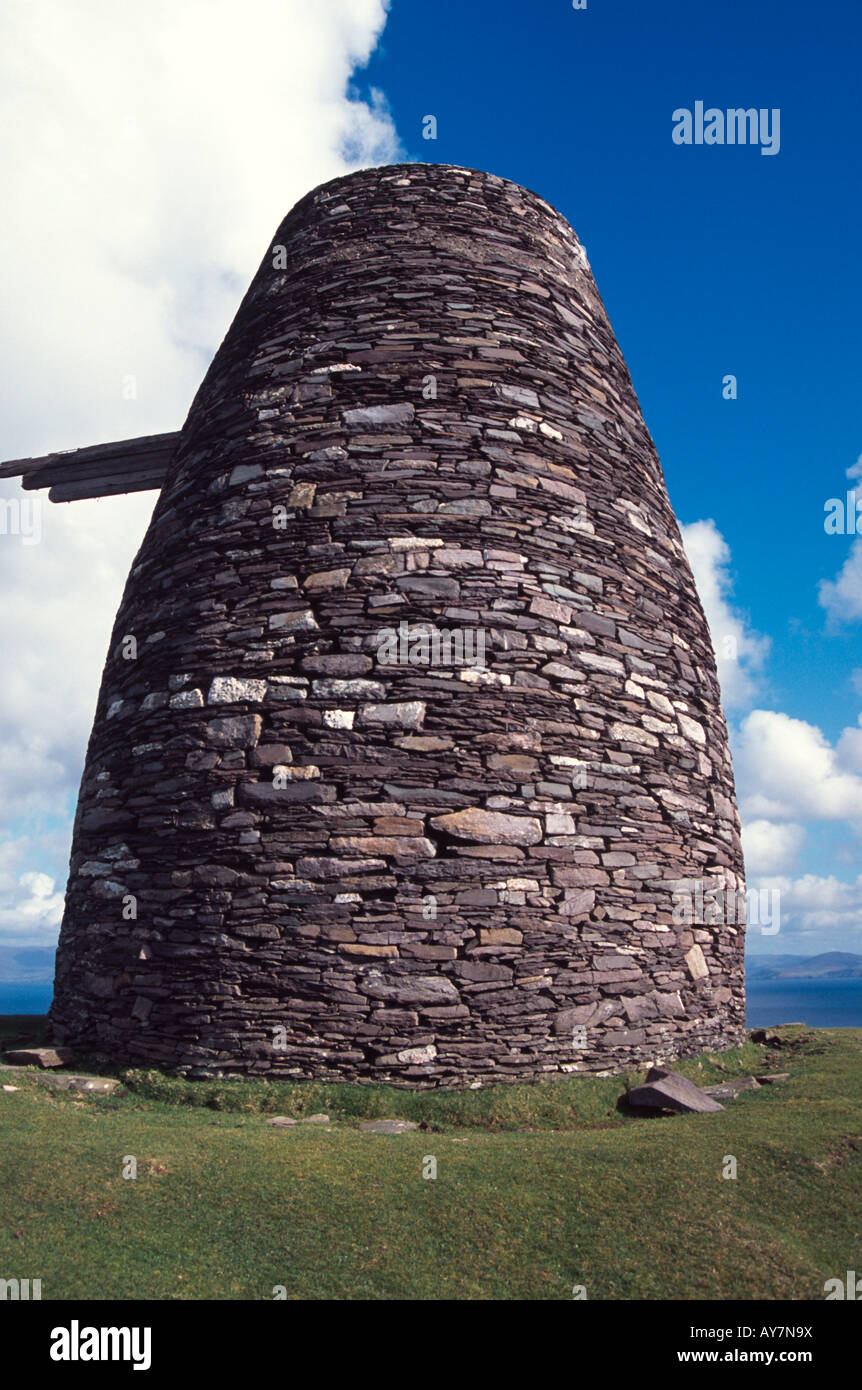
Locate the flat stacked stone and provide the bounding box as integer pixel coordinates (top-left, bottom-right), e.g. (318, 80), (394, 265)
(48, 163), (746, 1084)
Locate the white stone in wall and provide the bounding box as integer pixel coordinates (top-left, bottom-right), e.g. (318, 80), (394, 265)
(396, 1044), (438, 1065)
(458, 668), (510, 686)
(496, 384), (540, 409)
(685, 945), (710, 980)
(322, 709), (355, 729)
(678, 713), (707, 745)
(269, 610), (318, 631)
(169, 689), (204, 709)
(312, 679), (386, 699)
(208, 676), (267, 704)
(358, 701), (426, 729)
(388, 536), (444, 550)
(610, 721), (659, 748)
(579, 651), (625, 675)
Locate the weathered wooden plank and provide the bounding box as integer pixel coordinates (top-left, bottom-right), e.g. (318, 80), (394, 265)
(0, 432), (180, 496)
(21, 456), (170, 488)
(49, 473), (168, 503)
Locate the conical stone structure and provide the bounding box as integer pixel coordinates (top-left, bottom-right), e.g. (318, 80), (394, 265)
(49, 163), (746, 1084)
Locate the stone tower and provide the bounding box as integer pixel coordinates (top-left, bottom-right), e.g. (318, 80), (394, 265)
(48, 163), (746, 1084)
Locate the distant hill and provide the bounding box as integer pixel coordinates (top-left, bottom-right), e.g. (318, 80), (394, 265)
(0, 946), (55, 984)
(747, 952), (862, 981)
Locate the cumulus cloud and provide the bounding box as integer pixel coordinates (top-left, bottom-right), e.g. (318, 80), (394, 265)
(835, 717), (862, 777)
(0, 1), (400, 955)
(0, 855), (65, 948)
(0, 493), (159, 832)
(680, 519), (769, 708)
(818, 452), (862, 624)
(819, 538), (862, 624)
(741, 819), (806, 876)
(749, 872), (862, 951)
(0, 0), (399, 458)
(735, 709), (862, 824)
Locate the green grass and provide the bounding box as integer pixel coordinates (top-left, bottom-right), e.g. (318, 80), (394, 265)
(1, 1022), (859, 1300)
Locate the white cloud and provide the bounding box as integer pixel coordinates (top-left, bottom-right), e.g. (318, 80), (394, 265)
(0, 865), (65, 948)
(741, 819), (805, 876)
(0, 0), (399, 457)
(680, 519), (769, 707)
(735, 709), (862, 824)
(819, 538), (862, 624)
(836, 716), (862, 774)
(0, 1), (400, 957)
(0, 493), (157, 831)
(750, 872), (862, 951)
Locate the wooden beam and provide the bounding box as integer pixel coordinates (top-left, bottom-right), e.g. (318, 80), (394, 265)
(49, 472), (170, 503)
(0, 432), (180, 500)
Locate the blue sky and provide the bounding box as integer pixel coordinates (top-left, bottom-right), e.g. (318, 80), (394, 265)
(1, 0), (861, 995)
(360, 0), (861, 734)
(360, 0), (862, 951)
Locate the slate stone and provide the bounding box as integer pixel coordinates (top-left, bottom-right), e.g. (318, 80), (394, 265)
(358, 1120), (419, 1133)
(14, 1071), (125, 1095)
(239, 782), (336, 806)
(360, 975), (460, 1005)
(205, 715), (262, 748)
(701, 1076), (761, 1100)
(626, 1067), (725, 1114)
(430, 808), (542, 846)
(4, 1047), (75, 1069)
(342, 403), (415, 427)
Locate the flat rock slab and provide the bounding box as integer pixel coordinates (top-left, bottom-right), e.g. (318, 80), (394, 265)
(702, 1076), (761, 1101)
(359, 1120), (419, 1134)
(4, 1047), (75, 1069)
(756, 1073), (791, 1084)
(626, 1066), (725, 1114)
(268, 1113), (330, 1127)
(4, 1069), (123, 1095)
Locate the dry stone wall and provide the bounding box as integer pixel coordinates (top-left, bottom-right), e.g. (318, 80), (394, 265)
(49, 163), (746, 1084)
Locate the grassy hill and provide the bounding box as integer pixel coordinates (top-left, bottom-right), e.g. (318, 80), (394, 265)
(1, 1019), (860, 1300)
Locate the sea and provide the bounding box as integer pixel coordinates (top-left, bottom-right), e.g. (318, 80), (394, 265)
(2, 978), (862, 1027)
(0, 983), (53, 1016)
(746, 977), (862, 1028)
